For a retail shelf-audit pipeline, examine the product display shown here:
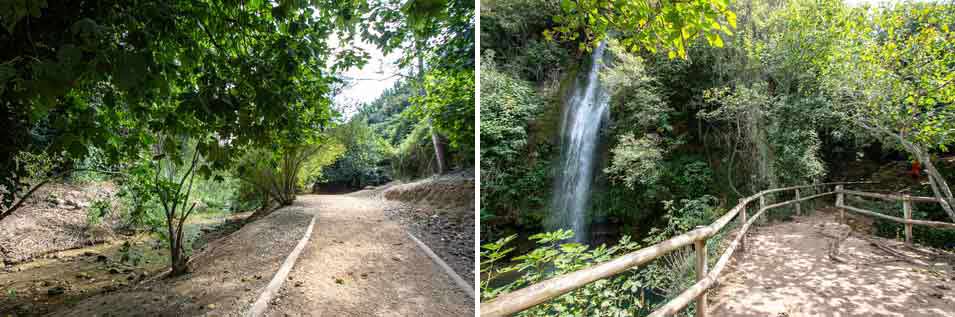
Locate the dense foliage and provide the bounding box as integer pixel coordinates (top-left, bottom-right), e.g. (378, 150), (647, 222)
(0, 0), (363, 214)
(547, 0), (737, 58)
(363, 0), (476, 175)
(322, 117), (393, 189)
(482, 230), (649, 316)
(479, 58), (552, 229)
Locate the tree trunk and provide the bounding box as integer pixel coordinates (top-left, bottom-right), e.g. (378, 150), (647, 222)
(0, 178), (51, 222)
(166, 215), (188, 276)
(430, 120), (448, 174)
(157, 140), (200, 277)
(0, 168), (82, 222)
(170, 234), (189, 275)
(166, 206), (191, 277)
(857, 121), (955, 222)
(416, 40), (448, 175)
(909, 146), (955, 221)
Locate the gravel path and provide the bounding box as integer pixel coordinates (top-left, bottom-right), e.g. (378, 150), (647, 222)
(384, 204), (474, 286)
(373, 172), (476, 285)
(709, 210), (955, 316)
(264, 195), (473, 316)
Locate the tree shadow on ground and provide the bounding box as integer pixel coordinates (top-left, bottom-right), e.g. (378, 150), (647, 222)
(709, 209), (955, 317)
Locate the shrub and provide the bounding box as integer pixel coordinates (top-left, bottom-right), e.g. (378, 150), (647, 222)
(236, 142), (339, 208)
(322, 118), (393, 187)
(482, 197), (724, 316)
(481, 230), (649, 316)
(668, 159), (715, 199)
(645, 196), (721, 244)
(86, 198), (111, 227)
(392, 121), (437, 180)
(116, 163), (164, 231)
(605, 133), (666, 189)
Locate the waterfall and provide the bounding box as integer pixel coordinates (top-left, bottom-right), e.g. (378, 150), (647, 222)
(549, 42), (610, 243)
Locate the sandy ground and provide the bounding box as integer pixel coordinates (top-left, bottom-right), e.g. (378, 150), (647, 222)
(709, 209), (955, 317)
(47, 207), (312, 316)
(264, 194), (473, 316)
(1, 182), (118, 264)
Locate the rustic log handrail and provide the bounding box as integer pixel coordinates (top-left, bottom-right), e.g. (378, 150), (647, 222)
(837, 189), (940, 203)
(649, 191), (785, 316)
(645, 184), (955, 316)
(837, 189), (955, 232)
(480, 181), (873, 317)
(839, 204), (955, 228)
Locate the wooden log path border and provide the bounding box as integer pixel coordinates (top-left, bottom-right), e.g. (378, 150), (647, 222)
(480, 181), (955, 317)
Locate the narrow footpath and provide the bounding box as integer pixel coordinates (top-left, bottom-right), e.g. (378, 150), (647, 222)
(264, 194), (473, 316)
(709, 210), (955, 317)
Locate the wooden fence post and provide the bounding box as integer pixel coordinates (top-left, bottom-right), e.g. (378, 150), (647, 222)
(759, 194), (766, 224)
(695, 237), (708, 317)
(795, 188), (801, 216)
(903, 194), (913, 245)
(836, 185), (845, 224)
(739, 200), (747, 252)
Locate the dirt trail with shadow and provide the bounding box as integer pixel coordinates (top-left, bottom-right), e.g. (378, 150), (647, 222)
(264, 194), (473, 316)
(710, 209), (955, 316)
(47, 207), (312, 316)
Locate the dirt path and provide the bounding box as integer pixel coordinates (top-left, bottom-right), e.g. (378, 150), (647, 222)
(264, 194), (473, 316)
(709, 210), (955, 316)
(48, 207), (312, 316)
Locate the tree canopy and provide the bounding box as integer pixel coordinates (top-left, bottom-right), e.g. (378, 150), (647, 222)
(0, 0), (475, 277)
(0, 1), (373, 209)
(547, 0), (737, 58)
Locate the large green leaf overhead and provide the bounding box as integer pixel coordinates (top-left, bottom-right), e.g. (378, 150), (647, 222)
(0, 0), (367, 207)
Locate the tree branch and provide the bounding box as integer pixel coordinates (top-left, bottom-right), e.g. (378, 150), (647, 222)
(0, 177), (52, 222)
(0, 166), (115, 222)
(197, 20), (226, 54)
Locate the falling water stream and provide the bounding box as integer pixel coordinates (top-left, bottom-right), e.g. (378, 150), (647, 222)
(549, 42), (610, 243)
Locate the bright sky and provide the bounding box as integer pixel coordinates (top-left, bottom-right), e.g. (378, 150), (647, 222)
(332, 37), (405, 118)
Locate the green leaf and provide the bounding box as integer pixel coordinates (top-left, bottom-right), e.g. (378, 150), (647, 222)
(725, 10), (737, 28)
(706, 33), (724, 48)
(560, 0), (575, 12)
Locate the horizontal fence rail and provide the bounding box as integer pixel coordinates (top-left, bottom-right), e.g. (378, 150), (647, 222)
(480, 181), (886, 317)
(836, 187), (955, 245)
(838, 189), (940, 203)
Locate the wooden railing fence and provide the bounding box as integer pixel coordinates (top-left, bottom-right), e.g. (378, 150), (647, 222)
(836, 185), (955, 243)
(480, 181), (955, 317)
